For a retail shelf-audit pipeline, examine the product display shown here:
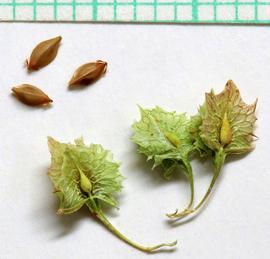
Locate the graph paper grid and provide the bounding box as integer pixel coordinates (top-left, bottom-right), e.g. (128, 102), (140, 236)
(1, 0), (270, 23)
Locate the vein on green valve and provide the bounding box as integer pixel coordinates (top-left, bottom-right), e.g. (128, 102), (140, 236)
(47, 137), (177, 252)
(131, 106), (196, 217)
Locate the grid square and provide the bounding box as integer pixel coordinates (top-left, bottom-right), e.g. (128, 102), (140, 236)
(97, 0), (114, 3)
(238, 0), (254, 2)
(97, 6), (114, 21)
(198, 6), (214, 20)
(117, 0), (133, 2)
(216, 0), (234, 2)
(57, 0), (73, 3)
(35, 0), (54, 4)
(116, 6), (134, 21)
(15, 0), (34, 2)
(156, 6), (174, 21)
(157, 0), (174, 3)
(0, 6), (13, 20)
(176, 0), (191, 2)
(36, 6), (54, 21)
(177, 6), (192, 20)
(0, 0), (12, 3)
(136, 6), (154, 21)
(76, 0), (93, 2)
(16, 6), (34, 20)
(238, 5), (255, 20)
(76, 6), (93, 20)
(216, 5), (235, 20)
(57, 6), (74, 21)
(198, 0), (214, 3)
(258, 5), (270, 20)
(137, 0), (154, 3)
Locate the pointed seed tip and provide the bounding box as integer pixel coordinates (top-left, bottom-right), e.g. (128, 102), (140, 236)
(68, 80), (74, 87)
(24, 59), (29, 68)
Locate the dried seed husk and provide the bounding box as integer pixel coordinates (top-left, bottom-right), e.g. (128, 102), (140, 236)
(12, 84), (53, 106)
(26, 36), (62, 71)
(68, 60), (107, 87)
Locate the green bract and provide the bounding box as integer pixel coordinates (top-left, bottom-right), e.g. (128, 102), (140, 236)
(48, 137), (123, 214)
(131, 80), (257, 219)
(188, 106), (211, 157)
(200, 80), (257, 155)
(131, 106), (195, 216)
(180, 80), (257, 217)
(48, 137), (177, 252)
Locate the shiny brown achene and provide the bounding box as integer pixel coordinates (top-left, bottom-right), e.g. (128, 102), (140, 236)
(12, 84), (53, 106)
(26, 36), (62, 71)
(68, 60), (107, 87)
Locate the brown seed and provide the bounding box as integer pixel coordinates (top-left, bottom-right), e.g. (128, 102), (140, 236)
(26, 36), (62, 71)
(68, 60), (107, 87)
(12, 84), (53, 106)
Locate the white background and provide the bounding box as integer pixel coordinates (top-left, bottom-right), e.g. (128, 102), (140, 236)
(0, 23), (269, 259)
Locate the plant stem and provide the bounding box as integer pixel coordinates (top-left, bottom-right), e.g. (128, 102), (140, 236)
(96, 209), (177, 253)
(168, 149), (226, 219)
(166, 160), (194, 218)
(185, 161), (195, 209)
